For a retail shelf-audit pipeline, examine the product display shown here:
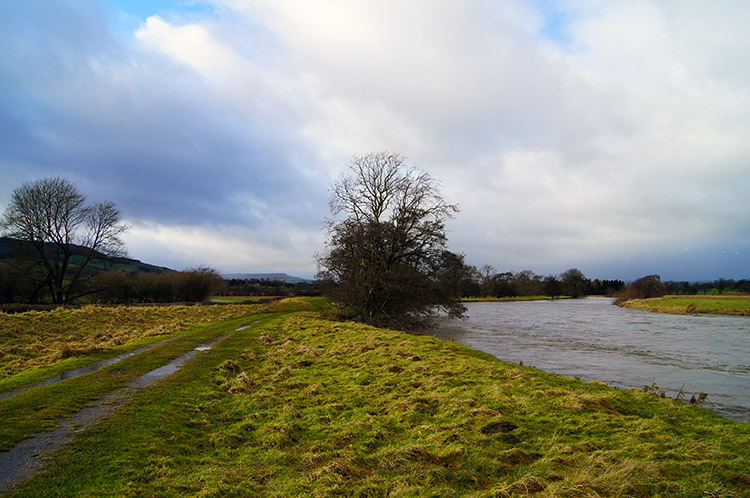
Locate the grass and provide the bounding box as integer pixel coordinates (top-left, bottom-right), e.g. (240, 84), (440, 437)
(618, 295), (750, 316)
(211, 296), (267, 303)
(0, 303), (278, 390)
(0, 299), (322, 452)
(6, 303), (749, 497)
(0, 315), (246, 452)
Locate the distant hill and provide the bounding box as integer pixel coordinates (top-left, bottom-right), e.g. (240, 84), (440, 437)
(0, 237), (172, 275)
(222, 273), (312, 284)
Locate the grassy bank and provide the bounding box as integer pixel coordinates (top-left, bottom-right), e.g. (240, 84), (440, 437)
(618, 295), (750, 316)
(6, 305), (748, 497)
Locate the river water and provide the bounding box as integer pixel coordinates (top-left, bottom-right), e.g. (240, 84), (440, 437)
(428, 298), (750, 422)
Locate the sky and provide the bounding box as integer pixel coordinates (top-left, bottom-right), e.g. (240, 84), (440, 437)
(1, 0), (748, 282)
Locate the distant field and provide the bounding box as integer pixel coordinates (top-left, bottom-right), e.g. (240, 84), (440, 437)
(619, 295), (750, 316)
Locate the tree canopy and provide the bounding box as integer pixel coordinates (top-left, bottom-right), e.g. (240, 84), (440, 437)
(317, 152), (463, 328)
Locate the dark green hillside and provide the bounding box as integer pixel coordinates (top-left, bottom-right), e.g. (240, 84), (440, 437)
(0, 237), (172, 275)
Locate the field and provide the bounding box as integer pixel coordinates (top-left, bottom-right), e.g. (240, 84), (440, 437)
(2, 299), (749, 497)
(618, 295), (750, 316)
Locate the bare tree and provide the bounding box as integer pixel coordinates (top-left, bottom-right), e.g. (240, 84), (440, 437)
(317, 152), (462, 328)
(0, 177), (128, 304)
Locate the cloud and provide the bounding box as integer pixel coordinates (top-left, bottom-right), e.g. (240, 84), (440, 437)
(0, 0), (329, 273)
(126, 221), (323, 274)
(1, 0), (748, 280)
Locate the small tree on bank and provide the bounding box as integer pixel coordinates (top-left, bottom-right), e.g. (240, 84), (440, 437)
(0, 177), (128, 304)
(616, 274), (666, 302)
(317, 152), (464, 328)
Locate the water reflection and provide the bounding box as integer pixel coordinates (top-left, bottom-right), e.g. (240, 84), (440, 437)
(428, 298), (750, 421)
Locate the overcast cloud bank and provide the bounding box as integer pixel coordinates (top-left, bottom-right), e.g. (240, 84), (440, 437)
(1, 1), (748, 280)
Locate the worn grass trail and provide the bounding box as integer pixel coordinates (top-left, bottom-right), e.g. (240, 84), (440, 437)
(7, 310), (749, 497)
(0, 314), (258, 454)
(0, 304), (270, 392)
(0, 299), (322, 494)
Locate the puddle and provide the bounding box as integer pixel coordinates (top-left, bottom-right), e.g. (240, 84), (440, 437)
(0, 334), (228, 493)
(0, 388), (127, 492)
(235, 320), (259, 331)
(0, 338), (172, 402)
(128, 335), (226, 389)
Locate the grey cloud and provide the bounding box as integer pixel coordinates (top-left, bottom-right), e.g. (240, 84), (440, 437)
(2, 1), (748, 279)
(0, 1), (328, 233)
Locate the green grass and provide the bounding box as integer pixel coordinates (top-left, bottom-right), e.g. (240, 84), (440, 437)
(0, 314), (264, 452)
(0, 302), (292, 387)
(619, 295), (750, 316)
(7, 306), (749, 497)
(211, 296), (265, 303)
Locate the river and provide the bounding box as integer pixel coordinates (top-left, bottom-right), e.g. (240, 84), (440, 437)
(427, 297), (749, 422)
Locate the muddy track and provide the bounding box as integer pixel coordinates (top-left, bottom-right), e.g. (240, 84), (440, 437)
(0, 331), (235, 493)
(0, 337), (174, 402)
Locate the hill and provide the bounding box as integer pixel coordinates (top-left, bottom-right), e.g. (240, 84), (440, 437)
(222, 272), (311, 284)
(0, 237), (172, 275)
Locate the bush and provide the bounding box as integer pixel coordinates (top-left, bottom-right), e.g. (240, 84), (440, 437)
(89, 267), (226, 304)
(616, 274), (666, 302)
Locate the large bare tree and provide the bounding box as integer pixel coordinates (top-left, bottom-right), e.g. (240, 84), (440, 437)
(317, 152), (464, 327)
(0, 177), (128, 304)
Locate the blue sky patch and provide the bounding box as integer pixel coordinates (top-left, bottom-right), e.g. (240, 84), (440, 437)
(112, 0), (214, 20)
(534, 0), (572, 44)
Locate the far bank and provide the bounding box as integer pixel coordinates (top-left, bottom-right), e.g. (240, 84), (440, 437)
(617, 295), (750, 316)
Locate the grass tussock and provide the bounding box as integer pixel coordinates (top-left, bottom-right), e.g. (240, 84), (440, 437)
(11, 309), (749, 497)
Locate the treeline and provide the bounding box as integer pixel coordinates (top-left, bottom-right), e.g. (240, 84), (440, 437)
(663, 278), (750, 295)
(89, 267), (227, 303)
(616, 274), (750, 302)
(224, 278), (319, 297)
(0, 264), (227, 305)
(432, 253), (624, 300)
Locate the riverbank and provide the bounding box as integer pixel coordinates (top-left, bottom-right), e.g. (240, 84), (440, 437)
(3, 300), (748, 497)
(617, 295), (750, 316)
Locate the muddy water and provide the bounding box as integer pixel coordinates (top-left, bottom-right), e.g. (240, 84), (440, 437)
(429, 298), (750, 421)
(0, 334), (229, 492)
